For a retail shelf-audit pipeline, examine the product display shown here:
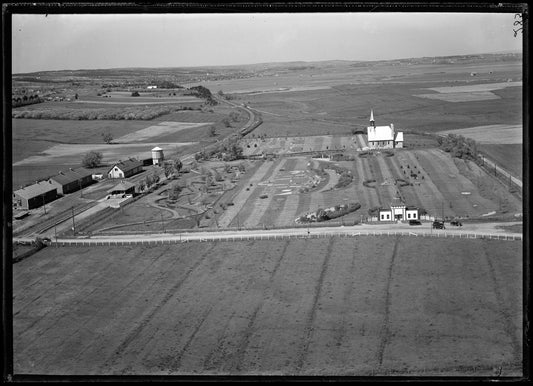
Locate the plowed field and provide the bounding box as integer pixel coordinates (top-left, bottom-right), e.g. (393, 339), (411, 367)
(13, 236), (522, 376)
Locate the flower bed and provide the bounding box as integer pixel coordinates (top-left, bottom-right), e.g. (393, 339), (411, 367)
(295, 202), (361, 223)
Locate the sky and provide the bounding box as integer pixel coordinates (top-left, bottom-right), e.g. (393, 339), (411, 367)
(12, 12), (523, 74)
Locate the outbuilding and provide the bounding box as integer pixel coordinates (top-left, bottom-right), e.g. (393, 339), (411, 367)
(107, 180), (136, 196)
(107, 158), (143, 179)
(48, 167), (93, 195)
(13, 181), (57, 210)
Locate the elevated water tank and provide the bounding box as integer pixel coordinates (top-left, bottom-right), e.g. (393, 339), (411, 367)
(151, 146), (164, 165)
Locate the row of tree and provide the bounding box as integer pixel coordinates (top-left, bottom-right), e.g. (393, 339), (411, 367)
(437, 134), (479, 162)
(12, 105), (182, 120)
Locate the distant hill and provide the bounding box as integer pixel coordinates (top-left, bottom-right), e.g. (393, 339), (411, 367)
(12, 52), (522, 86)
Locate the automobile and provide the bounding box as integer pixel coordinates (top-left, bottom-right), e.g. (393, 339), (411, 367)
(432, 220), (446, 229)
(409, 219), (422, 226)
(450, 219), (463, 226)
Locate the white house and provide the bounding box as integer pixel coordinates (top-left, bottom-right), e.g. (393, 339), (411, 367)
(107, 158), (143, 179)
(367, 110), (403, 149)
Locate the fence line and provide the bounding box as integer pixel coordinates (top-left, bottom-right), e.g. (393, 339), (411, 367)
(45, 229), (522, 247)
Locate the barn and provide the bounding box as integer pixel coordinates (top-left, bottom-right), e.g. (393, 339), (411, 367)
(48, 167), (93, 195)
(107, 158), (143, 179)
(13, 181), (58, 210)
(367, 110), (403, 149)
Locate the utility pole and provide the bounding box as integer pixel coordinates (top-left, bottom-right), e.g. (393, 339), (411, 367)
(71, 206), (76, 235)
(42, 194), (47, 215)
(441, 202), (444, 221)
(54, 225), (58, 247)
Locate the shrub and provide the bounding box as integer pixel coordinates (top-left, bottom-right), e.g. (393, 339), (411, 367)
(82, 151), (103, 168)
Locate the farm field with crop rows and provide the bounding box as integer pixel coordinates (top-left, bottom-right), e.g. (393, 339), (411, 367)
(13, 236), (522, 376)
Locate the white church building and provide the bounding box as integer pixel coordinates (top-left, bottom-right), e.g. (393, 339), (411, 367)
(367, 110), (403, 149)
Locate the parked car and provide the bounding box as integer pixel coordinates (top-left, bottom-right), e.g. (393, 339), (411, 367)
(432, 220), (445, 229)
(450, 219), (463, 226)
(409, 219), (422, 226)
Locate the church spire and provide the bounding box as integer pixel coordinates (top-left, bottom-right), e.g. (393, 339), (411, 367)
(369, 109), (375, 127)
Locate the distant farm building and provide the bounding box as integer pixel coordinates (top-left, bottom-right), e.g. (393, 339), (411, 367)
(107, 158), (143, 179)
(13, 181), (57, 210)
(48, 167), (93, 195)
(367, 110), (403, 149)
(147, 85), (158, 89)
(378, 197), (418, 221)
(151, 146), (164, 165)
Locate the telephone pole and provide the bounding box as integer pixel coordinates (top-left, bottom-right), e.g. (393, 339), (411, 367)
(71, 206), (76, 235)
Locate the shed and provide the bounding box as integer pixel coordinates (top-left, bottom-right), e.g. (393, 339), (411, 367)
(13, 181), (57, 210)
(107, 181), (135, 195)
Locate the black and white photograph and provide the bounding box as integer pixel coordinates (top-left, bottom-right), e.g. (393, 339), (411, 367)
(5, 2), (526, 380)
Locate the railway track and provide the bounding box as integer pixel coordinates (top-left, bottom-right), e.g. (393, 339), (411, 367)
(15, 201), (97, 238)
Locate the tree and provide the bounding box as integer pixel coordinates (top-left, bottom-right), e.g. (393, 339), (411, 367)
(208, 125), (217, 137)
(82, 151), (103, 168)
(163, 162), (175, 178)
(173, 157), (183, 174)
(131, 91), (140, 97)
(168, 181), (183, 200)
(145, 175), (154, 188)
(152, 172), (160, 184)
(137, 180), (146, 192)
(102, 132), (113, 144)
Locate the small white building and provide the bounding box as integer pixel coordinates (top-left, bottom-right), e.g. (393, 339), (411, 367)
(151, 146), (164, 165)
(379, 197), (419, 222)
(367, 110), (403, 149)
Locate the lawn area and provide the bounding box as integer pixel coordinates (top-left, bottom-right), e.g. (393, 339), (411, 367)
(13, 236), (522, 375)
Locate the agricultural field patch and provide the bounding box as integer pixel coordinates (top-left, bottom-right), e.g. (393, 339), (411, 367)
(13, 142), (196, 167)
(242, 135), (357, 156)
(478, 144), (523, 180)
(114, 122), (211, 143)
(13, 236), (522, 375)
(438, 124), (522, 145)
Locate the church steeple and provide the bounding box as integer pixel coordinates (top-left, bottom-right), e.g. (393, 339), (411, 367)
(369, 109), (375, 127)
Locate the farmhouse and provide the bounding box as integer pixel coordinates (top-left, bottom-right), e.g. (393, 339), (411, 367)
(367, 110), (403, 149)
(48, 167), (93, 195)
(107, 158), (143, 179)
(378, 197), (419, 221)
(13, 181), (57, 210)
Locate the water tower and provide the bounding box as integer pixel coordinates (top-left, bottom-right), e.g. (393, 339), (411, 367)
(151, 146), (164, 165)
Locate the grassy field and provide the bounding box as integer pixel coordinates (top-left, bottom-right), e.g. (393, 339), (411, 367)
(11, 103), (246, 188)
(13, 236), (522, 376)
(478, 144), (523, 179)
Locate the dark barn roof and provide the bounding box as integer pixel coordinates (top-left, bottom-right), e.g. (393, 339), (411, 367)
(49, 167), (92, 186)
(14, 181), (56, 200)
